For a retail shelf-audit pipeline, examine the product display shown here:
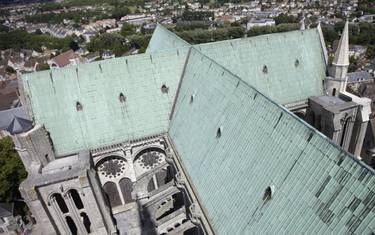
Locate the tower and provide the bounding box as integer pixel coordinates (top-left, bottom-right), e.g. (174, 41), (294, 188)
(9, 123), (117, 235)
(326, 19), (350, 96)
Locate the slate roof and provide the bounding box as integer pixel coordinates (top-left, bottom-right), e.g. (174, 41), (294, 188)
(169, 48), (375, 234)
(6, 116), (33, 135)
(0, 203), (13, 218)
(0, 106), (28, 130)
(22, 48), (190, 155)
(347, 71), (373, 83)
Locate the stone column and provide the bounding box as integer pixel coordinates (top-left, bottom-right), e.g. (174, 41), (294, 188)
(124, 147), (137, 182)
(116, 181), (126, 206)
(152, 174), (158, 190)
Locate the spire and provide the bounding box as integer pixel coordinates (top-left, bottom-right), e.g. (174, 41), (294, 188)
(300, 11), (306, 30)
(317, 21), (328, 65)
(332, 19), (349, 67)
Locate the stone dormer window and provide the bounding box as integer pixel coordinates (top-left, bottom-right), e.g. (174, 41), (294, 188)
(119, 93), (126, 103)
(76, 101), (83, 111)
(263, 186), (274, 201)
(216, 126), (222, 138)
(190, 94), (195, 104)
(295, 59), (300, 67)
(161, 84), (169, 94)
(262, 65), (268, 74)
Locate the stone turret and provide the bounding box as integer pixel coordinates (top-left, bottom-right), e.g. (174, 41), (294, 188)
(10, 123), (56, 173)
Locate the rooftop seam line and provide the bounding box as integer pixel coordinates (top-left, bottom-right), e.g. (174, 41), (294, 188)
(169, 47), (192, 122)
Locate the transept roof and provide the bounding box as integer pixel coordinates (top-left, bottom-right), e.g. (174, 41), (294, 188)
(22, 48), (189, 155)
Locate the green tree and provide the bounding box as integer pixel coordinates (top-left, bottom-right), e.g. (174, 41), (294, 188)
(120, 23), (136, 37)
(5, 66), (15, 74)
(247, 23), (299, 37)
(38, 63), (51, 71)
(321, 26), (339, 45)
(0, 29), (74, 51)
(349, 55), (359, 72)
(87, 33), (129, 56)
(228, 27), (245, 38)
(274, 13), (298, 25)
(366, 45), (375, 59)
(128, 34), (151, 52)
(0, 137), (26, 202)
(111, 6), (130, 19)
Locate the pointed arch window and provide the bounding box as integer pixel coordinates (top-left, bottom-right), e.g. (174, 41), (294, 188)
(216, 126), (223, 138)
(68, 189), (84, 210)
(161, 84), (169, 94)
(51, 193), (69, 214)
(262, 65), (268, 74)
(119, 93), (126, 103)
(66, 216), (78, 235)
(80, 212), (91, 233)
(76, 101), (83, 111)
(295, 59), (300, 67)
(119, 178), (134, 203)
(103, 182), (122, 208)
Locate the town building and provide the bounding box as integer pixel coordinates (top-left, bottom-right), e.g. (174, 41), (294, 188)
(0, 203), (27, 235)
(246, 18), (275, 29)
(48, 50), (86, 69)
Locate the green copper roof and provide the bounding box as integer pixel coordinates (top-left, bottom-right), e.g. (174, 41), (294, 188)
(21, 24), (375, 234)
(22, 48), (189, 156)
(169, 48), (375, 234)
(147, 24), (326, 105)
(194, 28), (326, 105)
(146, 23), (190, 54)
